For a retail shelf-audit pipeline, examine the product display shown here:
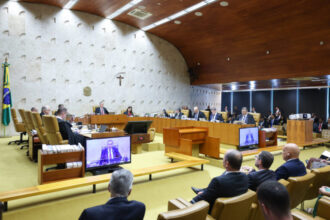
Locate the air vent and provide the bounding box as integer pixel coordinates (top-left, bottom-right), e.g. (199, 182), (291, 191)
(128, 8), (152, 20)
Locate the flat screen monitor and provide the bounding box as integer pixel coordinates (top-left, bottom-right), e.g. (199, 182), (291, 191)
(239, 127), (259, 148)
(124, 121), (152, 134)
(86, 136), (131, 171)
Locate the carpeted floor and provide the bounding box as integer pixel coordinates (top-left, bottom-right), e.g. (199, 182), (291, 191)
(0, 135), (328, 220)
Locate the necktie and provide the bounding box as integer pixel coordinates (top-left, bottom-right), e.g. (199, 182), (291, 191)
(101, 108), (104, 115)
(319, 124), (322, 132)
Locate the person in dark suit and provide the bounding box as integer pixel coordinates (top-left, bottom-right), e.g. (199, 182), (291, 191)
(172, 108), (183, 119)
(182, 105), (193, 118)
(79, 169), (145, 220)
(99, 140), (122, 165)
(192, 106), (206, 121)
(275, 143), (307, 180)
(257, 181), (291, 220)
(209, 107), (224, 122)
(313, 117), (328, 133)
(123, 106), (134, 117)
(95, 101), (109, 115)
(241, 151), (277, 191)
(31, 107), (38, 113)
(190, 150), (248, 212)
(162, 109), (169, 118)
(238, 107), (255, 124)
(40, 105), (51, 117)
(56, 108), (86, 147)
(258, 117), (268, 128)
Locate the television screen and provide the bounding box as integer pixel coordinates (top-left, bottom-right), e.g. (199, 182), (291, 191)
(239, 127), (259, 147)
(86, 136), (131, 170)
(124, 121), (152, 134)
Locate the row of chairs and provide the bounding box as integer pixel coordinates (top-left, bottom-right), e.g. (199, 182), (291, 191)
(158, 165), (330, 220)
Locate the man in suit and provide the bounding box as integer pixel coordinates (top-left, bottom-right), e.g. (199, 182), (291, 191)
(172, 108), (183, 119)
(190, 150), (248, 212)
(95, 101), (109, 115)
(31, 107), (38, 113)
(40, 105), (51, 117)
(257, 181), (292, 220)
(275, 143), (306, 180)
(79, 169), (145, 220)
(258, 117), (268, 128)
(192, 106), (206, 121)
(56, 108), (86, 147)
(209, 107), (224, 122)
(242, 151), (277, 191)
(99, 140), (122, 165)
(238, 107), (255, 124)
(313, 117), (328, 133)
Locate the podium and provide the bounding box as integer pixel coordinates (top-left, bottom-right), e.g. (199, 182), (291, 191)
(163, 127), (220, 159)
(287, 120), (313, 144)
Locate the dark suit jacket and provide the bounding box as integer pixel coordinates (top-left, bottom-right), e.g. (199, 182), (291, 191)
(57, 118), (86, 147)
(123, 111), (134, 117)
(209, 113), (224, 122)
(275, 158), (307, 180)
(247, 169), (277, 191)
(172, 112), (183, 119)
(192, 111), (206, 121)
(79, 197), (145, 220)
(238, 114), (255, 124)
(313, 122), (328, 133)
(95, 107), (109, 115)
(191, 172), (248, 212)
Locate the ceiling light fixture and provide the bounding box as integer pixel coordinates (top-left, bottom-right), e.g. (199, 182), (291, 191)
(107, 0), (143, 19)
(227, 57), (230, 61)
(266, 50), (270, 54)
(142, 0), (219, 31)
(174, 20), (181, 24)
(219, 1), (229, 7)
(320, 41), (324, 45)
(63, 0), (79, 9)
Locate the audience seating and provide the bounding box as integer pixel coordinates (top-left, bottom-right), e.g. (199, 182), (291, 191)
(287, 173), (315, 209)
(219, 112), (228, 122)
(24, 111), (41, 160)
(304, 166), (330, 203)
(8, 108), (27, 145)
(18, 109), (29, 150)
(292, 196), (330, 220)
(31, 112), (48, 145)
(158, 201), (210, 220)
(42, 115), (68, 145)
(200, 110), (210, 121)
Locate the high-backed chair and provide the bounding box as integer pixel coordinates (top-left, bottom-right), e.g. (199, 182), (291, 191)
(181, 110), (189, 117)
(42, 115), (68, 145)
(8, 108), (27, 145)
(92, 105), (99, 113)
(31, 112), (48, 145)
(219, 112), (228, 122)
(249, 112), (261, 125)
(158, 201), (210, 220)
(18, 109), (29, 150)
(25, 111), (41, 160)
(292, 196), (330, 220)
(304, 166), (330, 202)
(287, 173), (315, 209)
(201, 110), (210, 121)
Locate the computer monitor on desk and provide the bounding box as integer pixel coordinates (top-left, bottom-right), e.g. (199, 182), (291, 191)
(239, 127), (259, 150)
(124, 121), (152, 134)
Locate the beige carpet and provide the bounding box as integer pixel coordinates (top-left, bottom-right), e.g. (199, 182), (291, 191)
(0, 135), (328, 220)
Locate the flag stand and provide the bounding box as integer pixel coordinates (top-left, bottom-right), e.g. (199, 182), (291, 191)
(0, 57), (12, 138)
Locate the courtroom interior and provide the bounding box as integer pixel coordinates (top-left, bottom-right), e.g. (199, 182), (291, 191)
(0, 0), (330, 220)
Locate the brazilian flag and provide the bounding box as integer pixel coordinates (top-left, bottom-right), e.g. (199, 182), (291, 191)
(2, 61), (12, 126)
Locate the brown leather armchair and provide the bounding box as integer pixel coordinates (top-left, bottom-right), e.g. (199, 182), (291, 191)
(287, 173), (315, 209)
(24, 111), (41, 161)
(18, 109), (29, 150)
(9, 108), (27, 145)
(158, 200), (210, 220)
(304, 166), (330, 202)
(292, 196), (330, 220)
(42, 115), (68, 145)
(31, 112), (48, 145)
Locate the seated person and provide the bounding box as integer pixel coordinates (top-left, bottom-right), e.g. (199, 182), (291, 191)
(192, 106), (206, 121)
(209, 107), (224, 122)
(123, 106), (134, 117)
(56, 108), (86, 147)
(257, 181), (292, 220)
(238, 107), (255, 124)
(31, 107), (38, 113)
(258, 117), (268, 128)
(275, 143), (306, 180)
(313, 117), (328, 133)
(95, 101), (109, 115)
(162, 109), (169, 118)
(190, 150), (248, 212)
(40, 105), (51, 117)
(306, 150), (330, 169)
(268, 114), (276, 127)
(171, 108), (183, 119)
(79, 169), (145, 220)
(241, 151), (277, 191)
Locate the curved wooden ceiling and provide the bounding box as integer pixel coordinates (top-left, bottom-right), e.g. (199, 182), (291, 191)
(20, 0), (330, 86)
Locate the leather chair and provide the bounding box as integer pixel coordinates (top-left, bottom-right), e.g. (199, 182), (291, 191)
(219, 112), (228, 122)
(18, 109), (29, 150)
(92, 106), (99, 113)
(249, 112), (261, 125)
(292, 196), (330, 220)
(200, 110), (210, 121)
(287, 173), (315, 209)
(25, 111), (41, 161)
(8, 108), (27, 145)
(31, 112), (48, 145)
(42, 115), (68, 145)
(181, 110), (189, 117)
(158, 200), (210, 220)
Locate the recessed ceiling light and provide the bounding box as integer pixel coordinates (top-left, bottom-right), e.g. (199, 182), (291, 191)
(174, 20), (181, 24)
(266, 50), (270, 55)
(156, 3), (161, 6)
(197, 62), (201, 66)
(320, 41), (324, 45)
(227, 57), (230, 61)
(220, 1), (229, 7)
(195, 12), (203, 16)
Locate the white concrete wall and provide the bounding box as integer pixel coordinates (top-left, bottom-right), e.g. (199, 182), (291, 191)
(190, 86), (221, 111)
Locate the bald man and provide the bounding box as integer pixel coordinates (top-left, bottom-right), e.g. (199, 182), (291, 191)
(275, 143), (306, 180)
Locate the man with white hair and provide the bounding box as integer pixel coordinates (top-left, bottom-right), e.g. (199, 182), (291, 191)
(40, 105), (51, 117)
(79, 169), (145, 220)
(192, 106), (206, 121)
(95, 101), (109, 115)
(238, 107), (255, 124)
